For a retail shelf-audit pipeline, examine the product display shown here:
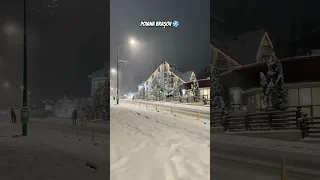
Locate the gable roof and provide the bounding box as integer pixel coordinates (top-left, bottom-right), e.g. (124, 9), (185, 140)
(211, 29), (267, 65)
(165, 62), (194, 82)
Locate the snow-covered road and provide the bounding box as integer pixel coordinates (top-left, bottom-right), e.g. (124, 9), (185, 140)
(110, 103), (210, 180)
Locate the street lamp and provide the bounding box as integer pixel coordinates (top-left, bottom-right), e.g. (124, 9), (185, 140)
(116, 38), (137, 104)
(20, 0), (30, 136)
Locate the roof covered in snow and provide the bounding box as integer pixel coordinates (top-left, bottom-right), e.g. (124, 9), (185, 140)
(180, 79), (210, 90)
(42, 100), (55, 104)
(211, 29), (267, 65)
(222, 55), (320, 90)
(166, 62), (194, 82)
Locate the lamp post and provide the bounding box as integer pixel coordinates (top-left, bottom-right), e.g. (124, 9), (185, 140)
(116, 39), (135, 105)
(20, 0), (29, 136)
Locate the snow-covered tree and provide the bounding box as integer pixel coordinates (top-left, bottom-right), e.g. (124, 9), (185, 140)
(149, 78), (161, 101)
(210, 61), (222, 110)
(139, 87), (146, 99)
(161, 83), (170, 101)
(172, 82), (181, 99)
(260, 56), (287, 110)
(91, 71), (110, 120)
(191, 79), (200, 102)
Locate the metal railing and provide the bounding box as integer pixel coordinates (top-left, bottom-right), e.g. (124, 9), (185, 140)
(130, 101), (209, 120)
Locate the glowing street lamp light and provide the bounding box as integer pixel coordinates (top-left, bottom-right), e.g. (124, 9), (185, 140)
(111, 68), (116, 73)
(116, 37), (138, 104)
(129, 39), (135, 45)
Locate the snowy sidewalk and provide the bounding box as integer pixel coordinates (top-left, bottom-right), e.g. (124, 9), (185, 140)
(110, 104), (210, 180)
(0, 122), (108, 180)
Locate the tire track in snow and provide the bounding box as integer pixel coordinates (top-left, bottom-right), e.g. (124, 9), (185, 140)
(110, 105), (210, 180)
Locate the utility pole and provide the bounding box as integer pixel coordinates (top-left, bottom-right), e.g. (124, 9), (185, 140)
(116, 42), (120, 104)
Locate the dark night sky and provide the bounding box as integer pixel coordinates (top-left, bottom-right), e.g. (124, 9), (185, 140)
(211, 0), (320, 57)
(110, 0), (210, 93)
(0, 0), (109, 108)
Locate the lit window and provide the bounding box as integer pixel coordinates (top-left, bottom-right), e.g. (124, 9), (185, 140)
(203, 89), (208, 95)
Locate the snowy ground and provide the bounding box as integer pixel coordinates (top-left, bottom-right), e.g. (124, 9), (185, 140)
(110, 103), (210, 180)
(0, 118), (108, 180)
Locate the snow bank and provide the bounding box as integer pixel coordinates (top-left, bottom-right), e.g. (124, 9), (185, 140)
(110, 104), (210, 180)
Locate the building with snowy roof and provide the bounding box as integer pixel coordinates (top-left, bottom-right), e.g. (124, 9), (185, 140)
(138, 61), (196, 96)
(211, 16), (320, 116)
(88, 63), (108, 97)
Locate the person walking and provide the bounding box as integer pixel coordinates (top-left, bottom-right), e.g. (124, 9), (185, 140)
(72, 108), (78, 125)
(132, 96), (135, 101)
(202, 96), (207, 105)
(10, 108), (16, 124)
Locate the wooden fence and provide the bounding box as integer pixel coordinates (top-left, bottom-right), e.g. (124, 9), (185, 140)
(211, 107), (320, 138)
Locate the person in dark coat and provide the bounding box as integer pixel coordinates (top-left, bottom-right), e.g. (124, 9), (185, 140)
(10, 108), (16, 124)
(72, 108), (78, 125)
(202, 96), (207, 105)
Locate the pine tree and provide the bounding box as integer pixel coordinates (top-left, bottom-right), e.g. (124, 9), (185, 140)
(139, 87), (146, 99)
(173, 82), (181, 99)
(91, 71), (110, 120)
(260, 56), (287, 110)
(191, 79), (200, 102)
(267, 56), (287, 110)
(210, 61), (222, 110)
(150, 78), (161, 101)
(162, 83), (170, 101)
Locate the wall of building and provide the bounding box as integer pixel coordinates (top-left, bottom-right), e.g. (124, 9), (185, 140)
(185, 87), (210, 100)
(256, 34), (274, 63)
(91, 76), (107, 97)
(143, 62), (185, 97)
(240, 82), (320, 117)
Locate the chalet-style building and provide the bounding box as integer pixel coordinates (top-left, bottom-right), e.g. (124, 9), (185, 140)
(211, 15), (320, 117)
(42, 100), (55, 117)
(88, 63), (108, 97)
(179, 78), (210, 101)
(139, 61), (196, 95)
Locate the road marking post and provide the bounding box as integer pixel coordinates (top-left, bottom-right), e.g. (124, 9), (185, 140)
(171, 107), (172, 114)
(281, 157), (287, 180)
(146, 104), (147, 109)
(197, 111), (200, 120)
(92, 132), (95, 142)
(156, 105), (158, 111)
